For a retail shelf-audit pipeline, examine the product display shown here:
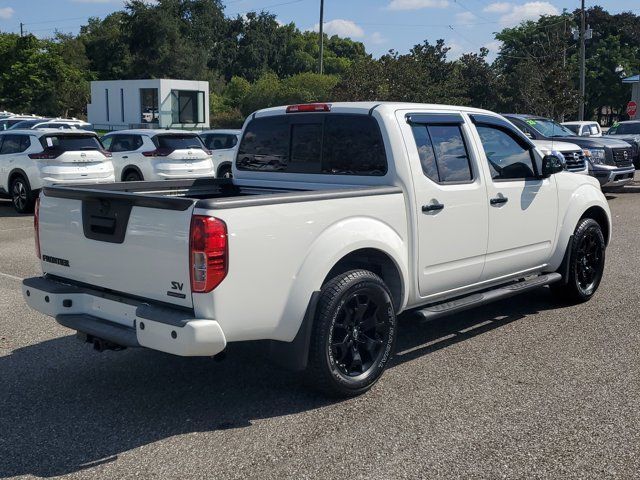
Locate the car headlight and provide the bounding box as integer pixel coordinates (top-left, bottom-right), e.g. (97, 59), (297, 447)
(583, 148), (606, 164)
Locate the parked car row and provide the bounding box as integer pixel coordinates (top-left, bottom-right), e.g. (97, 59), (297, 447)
(0, 114), (92, 131)
(0, 127), (241, 212)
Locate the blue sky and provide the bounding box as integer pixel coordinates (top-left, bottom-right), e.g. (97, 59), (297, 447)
(0, 0), (637, 60)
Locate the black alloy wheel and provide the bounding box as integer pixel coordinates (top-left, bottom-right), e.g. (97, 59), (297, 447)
(330, 289), (390, 378)
(553, 217), (605, 302)
(307, 269), (396, 397)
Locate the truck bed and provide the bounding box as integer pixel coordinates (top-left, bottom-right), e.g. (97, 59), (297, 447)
(43, 178), (401, 211)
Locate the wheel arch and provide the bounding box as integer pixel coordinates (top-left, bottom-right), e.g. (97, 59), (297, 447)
(580, 205), (610, 246)
(121, 165), (143, 182)
(8, 168), (31, 191)
(216, 162), (232, 178)
(277, 216), (409, 344)
(548, 185), (612, 271)
(323, 248), (404, 313)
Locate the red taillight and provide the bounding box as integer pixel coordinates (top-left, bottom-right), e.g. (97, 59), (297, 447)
(29, 151), (60, 160)
(142, 148), (172, 157)
(189, 216), (228, 293)
(34, 196), (41, 259)
(286, 103), (331, 113)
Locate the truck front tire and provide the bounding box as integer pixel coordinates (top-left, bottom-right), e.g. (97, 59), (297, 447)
(553, 218), (606, 303)
(306, 269), (397, 397)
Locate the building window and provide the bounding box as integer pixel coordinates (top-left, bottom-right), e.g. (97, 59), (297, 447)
(105, 89), (110, 122)
(171, 90), (205, 124)
(140, 88), (159, 124)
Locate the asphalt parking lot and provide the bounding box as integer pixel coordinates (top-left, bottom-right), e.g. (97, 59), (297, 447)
(1, 177), (639, 479)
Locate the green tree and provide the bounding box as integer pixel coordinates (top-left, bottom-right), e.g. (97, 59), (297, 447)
(494, 14), (578, 119)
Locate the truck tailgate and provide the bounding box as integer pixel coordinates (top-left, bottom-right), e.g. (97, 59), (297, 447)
(37, 191), (196, 309)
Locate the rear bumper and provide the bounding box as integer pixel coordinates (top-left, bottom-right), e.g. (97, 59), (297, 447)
(42, 174), (116, 186)
(22, 276), (226, 357)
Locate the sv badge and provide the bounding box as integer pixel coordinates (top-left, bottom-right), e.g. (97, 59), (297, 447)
(167, 281), (186, 299)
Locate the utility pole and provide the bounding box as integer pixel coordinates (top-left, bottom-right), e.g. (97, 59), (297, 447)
(578, 0), (585, 120)
(318, 0), (324, 74)
(20, 22), (23, 36)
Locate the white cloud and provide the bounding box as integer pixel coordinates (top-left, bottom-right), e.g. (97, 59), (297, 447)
(483, 2), (559, 25)
(313, 19), (365, 38)
(483, 40), (502, 52)
(369, 31), (387, 45)
(0, 6), (14, 19)
(455, 11), (476, 23)
(500, 2), (558, 25)
(483, 2), (512, 14)
(387, 0), (449, 11)
(446, 41), (465, 60)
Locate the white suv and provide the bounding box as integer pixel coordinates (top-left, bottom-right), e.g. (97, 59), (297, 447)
(101, 129), (215, 182)
(199, 129), (241, 178)
(0, 129), (114, 213)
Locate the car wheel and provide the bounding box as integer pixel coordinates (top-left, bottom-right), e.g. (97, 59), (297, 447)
(306, 269), (396, 397)
(218, 165), (232, 179)
(553, 218), (606, 303)
(123, 170), (142, 182)
(11, 175), (35, 214)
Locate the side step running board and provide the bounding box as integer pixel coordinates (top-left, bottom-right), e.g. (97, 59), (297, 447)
(416, 273), (562, 321)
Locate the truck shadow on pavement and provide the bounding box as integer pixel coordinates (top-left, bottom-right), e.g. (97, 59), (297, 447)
(0, 289), (559, 478)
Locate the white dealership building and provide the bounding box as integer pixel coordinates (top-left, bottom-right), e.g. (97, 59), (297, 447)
(87, 79), (210, 130)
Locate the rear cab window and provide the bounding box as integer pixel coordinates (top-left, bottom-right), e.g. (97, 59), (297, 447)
(237, 114), (387, 176)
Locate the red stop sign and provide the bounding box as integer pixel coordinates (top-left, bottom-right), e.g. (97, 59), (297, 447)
(627, 101), (637, 118)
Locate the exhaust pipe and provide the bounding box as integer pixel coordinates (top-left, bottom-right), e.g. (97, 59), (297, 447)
(76, 332), (125, 352)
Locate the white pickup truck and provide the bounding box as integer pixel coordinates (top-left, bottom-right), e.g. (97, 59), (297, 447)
(23, 102), (611, 397)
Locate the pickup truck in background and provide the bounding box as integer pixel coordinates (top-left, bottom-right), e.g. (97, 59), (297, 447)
(23, 102), (611, 397)
(504, 114), (635, 190)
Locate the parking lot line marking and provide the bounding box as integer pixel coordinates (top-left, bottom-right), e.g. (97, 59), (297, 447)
(0, 271), (23, 282)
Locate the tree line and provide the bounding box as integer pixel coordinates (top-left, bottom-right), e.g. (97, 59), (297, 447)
(0, 1), (637, 126)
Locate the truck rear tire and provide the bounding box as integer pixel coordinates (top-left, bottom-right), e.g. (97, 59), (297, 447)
(552, 218), (605, 303)
(306, 269), (397, 397)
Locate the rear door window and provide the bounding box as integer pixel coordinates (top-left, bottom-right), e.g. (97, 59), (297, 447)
(410, 124), (473, 183)
(154, 135), (204, 151)
(108, 135), (143, 152)
(40, 135), (103, 152)
(202, 133), (238, 150)
(0, 135), (30, 154)
(237, 114), (387, 176)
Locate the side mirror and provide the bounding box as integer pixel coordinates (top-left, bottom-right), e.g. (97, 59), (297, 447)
(541, 155), (565, 177)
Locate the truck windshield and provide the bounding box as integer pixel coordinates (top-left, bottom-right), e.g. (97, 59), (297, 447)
(611, 123), (640, 135)
(40, 135), (103, 151)
(526, 119), (576, 137)
(237, 114), (387, 176)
